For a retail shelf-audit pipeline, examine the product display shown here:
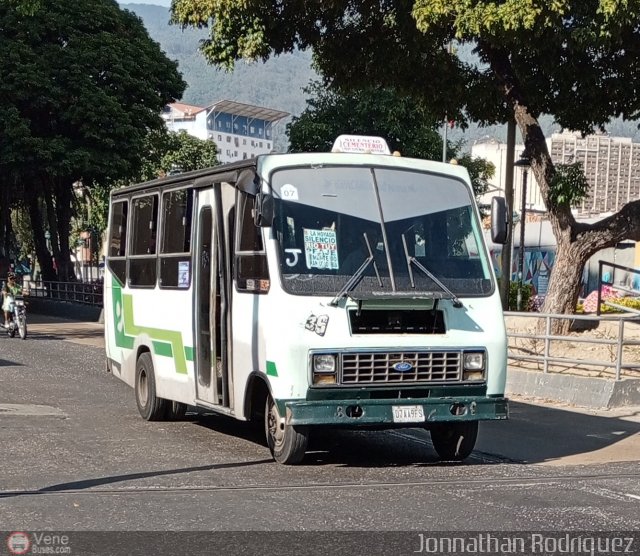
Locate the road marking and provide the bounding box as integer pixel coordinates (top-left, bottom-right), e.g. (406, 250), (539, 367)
(625, 493), (640, 501)
(0, 403), (66, 417)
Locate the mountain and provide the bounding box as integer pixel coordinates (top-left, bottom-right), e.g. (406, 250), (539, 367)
(122, 3), (640, 152)
(121, 3), (316, 149)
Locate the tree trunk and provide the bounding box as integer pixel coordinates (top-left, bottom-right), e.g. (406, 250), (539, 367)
(43, 183), (62, 279)
(54, 180), (75, 281)
(28, 196), (56, 282)
(541, 234), (588, 334)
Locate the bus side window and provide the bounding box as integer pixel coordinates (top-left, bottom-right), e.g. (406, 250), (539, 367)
(106, 200), (128, 285)
(235, 193), (269, 293)
(129, 194), (159, 288)
(159, 188), (194, 288)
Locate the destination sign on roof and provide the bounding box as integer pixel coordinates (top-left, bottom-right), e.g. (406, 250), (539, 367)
(332, 135), (391, 155)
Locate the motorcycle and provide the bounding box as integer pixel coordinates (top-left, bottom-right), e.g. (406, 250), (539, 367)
(3, 294), (27, 339)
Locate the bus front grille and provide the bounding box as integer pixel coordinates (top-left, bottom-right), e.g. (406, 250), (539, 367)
(341, 351), (462, 384)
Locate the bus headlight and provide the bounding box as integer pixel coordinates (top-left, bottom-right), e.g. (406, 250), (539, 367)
(463, 351), (485, 381)
(313, 354), (336, 373)
(312, 354), (337, 385)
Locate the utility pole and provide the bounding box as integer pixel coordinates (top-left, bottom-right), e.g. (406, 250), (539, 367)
(499, 120), (516, 310)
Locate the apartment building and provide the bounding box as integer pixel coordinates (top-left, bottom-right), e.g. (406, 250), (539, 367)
(162, 100), (289, 164)
(472, 131), (640, 216)
(549, 130), (640, 215)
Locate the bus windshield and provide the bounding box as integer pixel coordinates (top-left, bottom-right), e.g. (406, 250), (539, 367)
(271, 165), (493, 298)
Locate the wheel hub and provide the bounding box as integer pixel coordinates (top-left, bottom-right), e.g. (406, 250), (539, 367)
(138, 370), (148, 407)
(267, 402), (285, 448)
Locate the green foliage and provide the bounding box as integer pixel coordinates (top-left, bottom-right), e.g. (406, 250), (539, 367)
(549, 162), (589, 207)
(0, 0), (186, 185)
(508, 281), (534, 312)
(287, 82), (443, 158)
(0, 0), (185, 279)
(455, 153), (494, 202)
(6, 0), (41, 16)
(160, 131), (219, 175)
(10, 207), (32, 259)
(137, 129), (219, 182)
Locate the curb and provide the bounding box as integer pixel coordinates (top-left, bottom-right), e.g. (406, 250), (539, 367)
(506, 367), (640, 409)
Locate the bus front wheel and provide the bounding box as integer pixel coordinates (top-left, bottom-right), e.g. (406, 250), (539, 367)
(429, 421), (478, 462)
(265, 395), (308, 465)
(135, 352), (169, 421)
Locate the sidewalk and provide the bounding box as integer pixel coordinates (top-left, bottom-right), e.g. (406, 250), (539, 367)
(27, 313), (104, 349)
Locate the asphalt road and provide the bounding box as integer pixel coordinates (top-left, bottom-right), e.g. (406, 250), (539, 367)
(0, 315), (639, 553)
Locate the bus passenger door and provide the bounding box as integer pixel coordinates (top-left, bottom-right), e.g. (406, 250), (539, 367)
(194, 202), (215, 404)
(194, 188), (230, 408)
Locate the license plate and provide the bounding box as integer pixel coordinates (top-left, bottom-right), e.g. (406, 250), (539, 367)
(392, 405), (425, 423)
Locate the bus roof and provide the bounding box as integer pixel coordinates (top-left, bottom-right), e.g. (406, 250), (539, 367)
(110, 158), (257, 198)
(111, 150), (471, 199)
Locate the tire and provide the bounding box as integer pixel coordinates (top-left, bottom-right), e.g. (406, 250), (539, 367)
(430, 421), (479, 462)
(166, 401), (188, 420)
(134, 352), (169, 421)
(265, 394), (309, 465)
(18, 315), (27, 340)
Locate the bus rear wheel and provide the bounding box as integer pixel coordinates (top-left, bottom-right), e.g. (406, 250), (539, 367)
(429, 421), (478, 462)
(135, 352), (169, 421)
(265, 395), (308, 465)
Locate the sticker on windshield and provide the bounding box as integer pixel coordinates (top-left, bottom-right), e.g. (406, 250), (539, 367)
(280, 184), (299, 201)
(304, 228), (339, 270)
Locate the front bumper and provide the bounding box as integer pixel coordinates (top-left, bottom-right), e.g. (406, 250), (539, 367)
(282, 396), (508, 427)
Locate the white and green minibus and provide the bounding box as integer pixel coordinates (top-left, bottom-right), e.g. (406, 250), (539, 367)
(104, 135), (509, 464)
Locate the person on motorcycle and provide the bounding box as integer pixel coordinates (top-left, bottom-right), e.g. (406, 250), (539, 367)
(2, 272), (21, 327)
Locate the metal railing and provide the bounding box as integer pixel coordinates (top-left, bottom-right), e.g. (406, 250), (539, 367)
(24, 280), (103, 306)
(505, 311), (640, 380)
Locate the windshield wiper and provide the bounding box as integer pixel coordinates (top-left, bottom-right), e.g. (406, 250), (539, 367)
(401, 234), (463, 308)
(329, 233), (382, 306)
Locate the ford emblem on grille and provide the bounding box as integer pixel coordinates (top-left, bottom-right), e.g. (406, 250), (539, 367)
(392, 361), (414, 372)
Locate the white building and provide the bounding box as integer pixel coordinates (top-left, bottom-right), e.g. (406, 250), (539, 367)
(549, 130), (640, 215)
(162, 100), (289, 164)
(472, 131), (640, 217)
(472, 137), (545, 214)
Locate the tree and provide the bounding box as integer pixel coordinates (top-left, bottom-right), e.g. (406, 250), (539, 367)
(157, 130), (219, 177)
(287, 81), (493, 200)
(0, 0), (185, 281)
(73, 129), (219, 260)
(172, 0), (640, 333)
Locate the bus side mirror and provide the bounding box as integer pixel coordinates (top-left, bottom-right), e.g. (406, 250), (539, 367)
(254, 193), (274, 227)
(236, 169), (259, 195)
(491, 196), (509, 244)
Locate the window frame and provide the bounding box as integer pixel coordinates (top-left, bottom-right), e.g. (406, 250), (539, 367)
(105, 198), (129, 286)
(234, 191), (269, 294)
(158, 185), (195, 290)
(128, 191), (160, 289)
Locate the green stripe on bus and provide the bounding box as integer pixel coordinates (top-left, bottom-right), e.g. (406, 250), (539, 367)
(122, 294), (189, 374)
(111, 276), (192, 375)
(266, 361), (278, 377)
(153, 341), (173, 357)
